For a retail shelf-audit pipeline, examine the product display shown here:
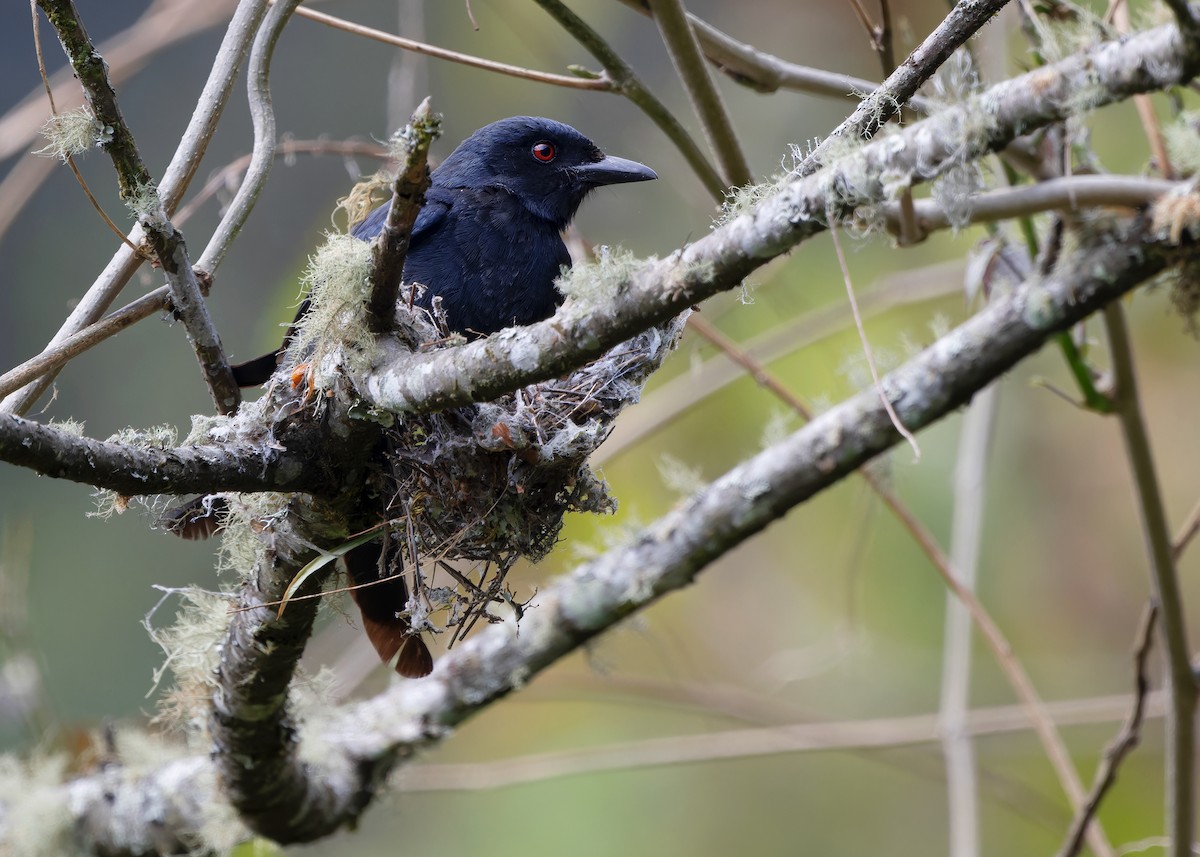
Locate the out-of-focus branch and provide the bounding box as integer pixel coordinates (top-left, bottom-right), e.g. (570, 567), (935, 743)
(1056, 605), (1159, 857)
(614, 0), (932, 108)
(940, 384), (997, 857)
(533, 0), (726, 199)
(686, 314), (1111, 856)
(1103, 303), (1197, 857)
(645, 0), (751, 188)
(195, 0), (302, 276)
(0, 0), (237, 163)
(3, 0), (270, 417)
(400, 692), (1167, 793)
(292, 4), (612, 91)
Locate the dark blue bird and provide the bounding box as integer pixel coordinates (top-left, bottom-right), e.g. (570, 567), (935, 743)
(230, 116), (656, 385)
(216, 117), (656, 677)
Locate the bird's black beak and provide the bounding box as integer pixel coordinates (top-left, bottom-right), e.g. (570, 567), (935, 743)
(575, 154), (658, 186)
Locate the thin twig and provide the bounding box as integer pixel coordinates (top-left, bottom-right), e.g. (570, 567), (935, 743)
(1112, 2), (1175, 179)
(1056, 605), (1159, 857)
(828, 218), (920, 458)
(0, 284), (204, 401)
(645, 0), (752, 188)
(615, 0), (932, 109)
(1172, 495), (1200, 561)
(1103, 303), (1196, 857)
(291, 4), (611, 91)
(877, 0), (896, 76)
(879, 175), (1179, 235)
(30, 0), (144, 255)
(196, 0), (303, 275)
(941, 384), (998, 857)
(399, 692), (1168, 793)
(35, 0), (241, 414)
(0, 141), (388, 400)
(4, 0), (269, 417)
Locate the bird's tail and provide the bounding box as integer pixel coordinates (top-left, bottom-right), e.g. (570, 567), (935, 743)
(343, 538), (434, 678)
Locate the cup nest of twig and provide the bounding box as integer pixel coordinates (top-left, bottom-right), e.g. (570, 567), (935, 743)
(358, 303), (689, 641)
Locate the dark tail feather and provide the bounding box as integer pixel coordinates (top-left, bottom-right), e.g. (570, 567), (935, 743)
(230, 298), (313, 388)
(344, 540), (433, 678)
(230, 351), (283, 388)
(159, 495), (228, 540)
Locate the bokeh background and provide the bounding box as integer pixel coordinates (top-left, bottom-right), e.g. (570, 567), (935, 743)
(1, 1), (1198, 854)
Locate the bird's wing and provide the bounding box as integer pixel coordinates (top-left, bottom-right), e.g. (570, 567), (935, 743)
(351, 188), (453, 244)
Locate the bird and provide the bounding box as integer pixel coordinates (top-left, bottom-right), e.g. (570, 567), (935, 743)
(215, 117), (658, 678)
(230, 116), (657, 384)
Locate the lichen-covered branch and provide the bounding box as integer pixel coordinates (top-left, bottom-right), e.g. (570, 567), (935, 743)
(16, 212), (1193, 853)
(366, 99), (438, 334)
(797, 0), (1012, 175)
(209, 532), (353, 843)
(0, 412), (321, 496)
(362, 17), (1192, 414)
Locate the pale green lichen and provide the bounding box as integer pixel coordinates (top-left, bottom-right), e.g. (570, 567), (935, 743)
(556, 244), (653, 305)
(125, 179), (163, 220)
(33, 108), (106, 160)
(657, 453), (707, 497)
(288, 233), (376, 386)
(1165, 112), (1200, 178)
(47, 417), (85, 437)
(144, 587), (232, 739)
(0, 752), (72, 857)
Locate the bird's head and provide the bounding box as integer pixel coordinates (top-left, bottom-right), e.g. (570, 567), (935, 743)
(433, 116), (657, 228)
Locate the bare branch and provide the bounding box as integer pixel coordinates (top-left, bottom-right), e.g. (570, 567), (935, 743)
(293, 4), (612, 91)
(645, 0), (752, 187)
(1, 0), (270, 416)
(1056, 605), (1160, 857)
(533, 0), (726, 198)
(616, 0), (932, 108)
(36, 0), (241, 414)
(195, 0), (303, 276)
(1103, 303), (1197, 856)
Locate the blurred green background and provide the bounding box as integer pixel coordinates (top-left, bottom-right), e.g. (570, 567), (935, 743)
(1, 1), (1198, 854)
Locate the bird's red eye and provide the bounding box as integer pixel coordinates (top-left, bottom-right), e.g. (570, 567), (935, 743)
(531, 142), (556, 163)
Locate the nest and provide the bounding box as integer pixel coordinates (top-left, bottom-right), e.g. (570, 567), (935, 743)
(356, 301), (689, 643)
